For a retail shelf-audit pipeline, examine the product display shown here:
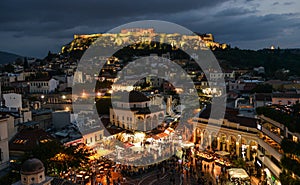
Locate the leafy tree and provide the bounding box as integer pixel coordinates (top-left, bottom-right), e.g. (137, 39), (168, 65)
(233, 157), (246, 169)
(23, 141), (91, 175)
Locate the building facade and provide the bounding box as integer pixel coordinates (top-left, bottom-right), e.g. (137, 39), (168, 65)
(0, 115), (9, 171)
(110, 91), (164, 131)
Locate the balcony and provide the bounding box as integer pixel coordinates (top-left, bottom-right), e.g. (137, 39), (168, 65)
(261, 127), (282, 144)
(257, 150), (282, 178)
(260, 115), (285, 130)
(258, 137), (282, 162)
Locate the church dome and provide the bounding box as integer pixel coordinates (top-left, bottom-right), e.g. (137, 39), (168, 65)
(21, 158), (44, 175)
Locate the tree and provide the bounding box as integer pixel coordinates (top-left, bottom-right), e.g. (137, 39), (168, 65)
(233, 157), (246, 169)
(23, 141), (91, 175)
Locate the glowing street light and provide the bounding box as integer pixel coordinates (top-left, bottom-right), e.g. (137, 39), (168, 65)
(82, 91), (87, 98)
(62, 95), (66, 99)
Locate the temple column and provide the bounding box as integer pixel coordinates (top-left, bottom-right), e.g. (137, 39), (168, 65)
(200, 132), (204, 146)
(226, 140), (230, 151)
(217, 137), (220, 150)
(236, 142), (240, 157)
(247, 145), (251, 161)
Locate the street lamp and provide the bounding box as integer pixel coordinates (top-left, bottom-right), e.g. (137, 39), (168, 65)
(40, 95), (45, 105)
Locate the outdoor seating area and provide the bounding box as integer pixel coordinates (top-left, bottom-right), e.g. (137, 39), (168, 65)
(228, 168), (251, 185)
(196, 151), (232, 167)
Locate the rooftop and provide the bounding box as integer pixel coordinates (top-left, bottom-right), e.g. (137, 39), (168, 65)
(198, 105), (258, 128)
(113, 90), (150, 102)
(9, 128), (55, 152)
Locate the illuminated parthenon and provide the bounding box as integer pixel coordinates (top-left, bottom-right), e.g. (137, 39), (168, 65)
(63, 28), (227, 53)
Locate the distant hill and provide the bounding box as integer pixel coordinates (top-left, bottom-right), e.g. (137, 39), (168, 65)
(213, 48), (300, 76)
(59, 33), (300, 77)
(0, 51), (23, 65)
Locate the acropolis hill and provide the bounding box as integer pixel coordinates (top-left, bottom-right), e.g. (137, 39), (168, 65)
(61, 28), (227, 53)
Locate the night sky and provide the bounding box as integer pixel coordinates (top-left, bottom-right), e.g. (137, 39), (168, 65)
(1, 0), (300, 58)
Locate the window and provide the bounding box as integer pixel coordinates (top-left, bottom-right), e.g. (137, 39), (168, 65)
(31, 177), (35, 181)
(0, 148), (2, 161)
(90, 137), (92, 143)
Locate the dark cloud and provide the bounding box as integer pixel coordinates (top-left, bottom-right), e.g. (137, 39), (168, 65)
(214, 7), (257, 17)
(0, 0), (299, 57)
(284, 2), (294, 5)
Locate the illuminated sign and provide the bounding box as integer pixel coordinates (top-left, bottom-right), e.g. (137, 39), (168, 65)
(257, 124), (262, 130)
(257, 160), (262, 167)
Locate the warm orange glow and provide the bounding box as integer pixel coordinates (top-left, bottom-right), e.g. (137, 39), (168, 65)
(107, 90), (113, 94)
(82, 91), (87, 98)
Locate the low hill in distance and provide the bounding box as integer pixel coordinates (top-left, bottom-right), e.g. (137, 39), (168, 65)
(0, 51), (23, 65)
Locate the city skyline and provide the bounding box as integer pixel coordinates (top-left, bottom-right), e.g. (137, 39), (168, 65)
(1, 0), (300, 58)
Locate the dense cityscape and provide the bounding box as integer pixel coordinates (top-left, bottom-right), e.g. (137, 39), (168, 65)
(0, 26), (299, 185)
(1, 1), (300, 184)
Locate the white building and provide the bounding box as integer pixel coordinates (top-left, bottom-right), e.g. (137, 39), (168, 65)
(82, 127), (104, 148)
(0, 115), (9, 171)
(3, 93), (22, 109)
(73, 71), (83, 84)
(67, 75), (74, 88)
(29, 78), (59, 94)
(209, 70), (235, 81)
(110, 91), (164, 131)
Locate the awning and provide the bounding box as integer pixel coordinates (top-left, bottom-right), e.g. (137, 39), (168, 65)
(215, 151), (230, 156)
(228, 168), (250, 179)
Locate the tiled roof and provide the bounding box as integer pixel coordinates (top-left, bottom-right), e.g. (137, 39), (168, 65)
(9, 128), (56, 152)
(198, 105), (257, 128)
